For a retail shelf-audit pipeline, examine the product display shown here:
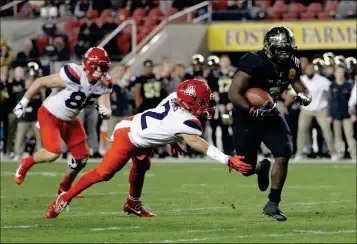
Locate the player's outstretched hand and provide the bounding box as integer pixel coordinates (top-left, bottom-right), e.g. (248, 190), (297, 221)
(294, 93), (311, 106)
(228, 156), (252, 175)
(95, 105), (111, 119)
(249, 101), (277, 119)
(170, 142), (186, 156)
(13, 98), (29, 118)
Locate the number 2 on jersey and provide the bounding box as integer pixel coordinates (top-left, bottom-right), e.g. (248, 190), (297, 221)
(141, 101), (170, 130)
(65, 91), (101, 109)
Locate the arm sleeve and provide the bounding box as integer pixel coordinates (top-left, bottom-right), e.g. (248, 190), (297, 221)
(59, 63), (81, 85)
(238, 52), (260, 76)
(349, 82), (357, 107)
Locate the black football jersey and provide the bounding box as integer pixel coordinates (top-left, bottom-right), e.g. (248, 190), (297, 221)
(135, 74), (166, 111)
(238, 50), (302, 99)
(207, 67), (237, 105)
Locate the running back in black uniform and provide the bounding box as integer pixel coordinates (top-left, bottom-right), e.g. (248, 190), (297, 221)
(228, 26), (311, 222)
(232, 50), (301, 165)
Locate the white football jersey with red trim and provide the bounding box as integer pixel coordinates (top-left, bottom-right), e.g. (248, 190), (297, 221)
(43, 63), (112, 121)
(113, 93), (203, 148)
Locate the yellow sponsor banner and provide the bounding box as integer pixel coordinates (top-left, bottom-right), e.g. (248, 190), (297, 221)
(208, 21), (357, 51)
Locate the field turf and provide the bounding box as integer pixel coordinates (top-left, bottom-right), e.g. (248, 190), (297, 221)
(1, 161), (356, 243)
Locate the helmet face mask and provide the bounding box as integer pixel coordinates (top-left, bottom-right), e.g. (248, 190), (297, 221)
(264, 27), (297, 63)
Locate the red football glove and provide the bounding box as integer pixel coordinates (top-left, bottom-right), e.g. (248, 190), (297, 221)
(170, 142), (186, 156)
(227, 156), (252, 175)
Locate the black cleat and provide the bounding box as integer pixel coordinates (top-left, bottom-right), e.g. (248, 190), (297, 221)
(263, 200), (287, 221)
(257, 159), (271, 192)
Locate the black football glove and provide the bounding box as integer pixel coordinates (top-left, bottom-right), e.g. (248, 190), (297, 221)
(249, 101), (277, 119)
(295, 93), (311, 106)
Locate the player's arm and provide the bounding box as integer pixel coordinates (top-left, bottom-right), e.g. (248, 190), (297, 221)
(228, 71), (251, 111)
(291, 79), (312, 106)
(13, 74), (66, 118)
(97, 93), (112, 119)
(176, 133), (252, 174)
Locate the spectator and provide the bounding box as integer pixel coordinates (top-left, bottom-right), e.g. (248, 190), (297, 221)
(107, 64), (132, 149)
(0, 39), (14, 83)
(53, 37), (70, 61)
(300, 57), (309, 74)
(226, 0), (250, 20)
(125, 0), (158, 12)
(74, 0), (90, 19)
(101, 11), (119, 59)
(13, 78), (43, 160)
(328, 66), (356, 160)
(13, 39), (38, 68)
(5, 67), (26, 157)
(92, 0), (112, 14)
(75, 15), (101, 58)
(295, 63), (337, 161)
(348, 78), (357, 141)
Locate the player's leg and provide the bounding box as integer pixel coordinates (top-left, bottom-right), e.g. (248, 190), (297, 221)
(14, 106), (62, 184)
(123, 148), (155, 217)
(262, 113), (293, 221)
(58, 117), (90, 194)
(46, 127), (135, 219)
(232, 109), (264, 177)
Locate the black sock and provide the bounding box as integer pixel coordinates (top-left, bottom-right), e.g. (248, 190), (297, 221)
(255, 161), (262, 174)
(268, 188), (282, 204)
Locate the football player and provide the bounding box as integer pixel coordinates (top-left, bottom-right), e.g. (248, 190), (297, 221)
(46, 79), (252, 219)
(13, 47), (112, 197)
(228, 27), (312, 221)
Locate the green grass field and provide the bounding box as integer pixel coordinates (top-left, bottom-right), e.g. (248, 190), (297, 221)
(1, 161), (356, 243)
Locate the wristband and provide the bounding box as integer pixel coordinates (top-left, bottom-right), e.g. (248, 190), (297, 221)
(20, 97), (30, 107)
(206, 145), (229, 164)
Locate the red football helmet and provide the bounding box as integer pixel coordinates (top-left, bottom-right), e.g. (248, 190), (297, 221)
(176, 79), (216, 119)
(83, 47), (111, 80)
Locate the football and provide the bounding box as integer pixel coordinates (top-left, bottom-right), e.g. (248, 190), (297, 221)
(244, 88), (274, 108)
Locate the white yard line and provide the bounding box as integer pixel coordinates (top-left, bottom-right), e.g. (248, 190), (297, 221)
(91, 226), (142, 231)
(188, 228), (236, 233)
(1, 224), (52, 229)
(148, 229), (357, 243)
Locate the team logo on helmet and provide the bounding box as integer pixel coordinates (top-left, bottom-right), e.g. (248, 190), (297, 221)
(288, 68), (296, 80)
(184, 85), (196, 96)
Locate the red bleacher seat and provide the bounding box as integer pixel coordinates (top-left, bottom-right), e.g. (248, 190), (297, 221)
(143, 17), (158, 27)
(255, 0), (271, 8)
(325, 0), (338, 16)
(148, 7), (162, 20)
(165, 7), (179, 17)
(139, 25), (151, 36)
(317, 11), (332, 19)
(63, 18), (79, 33)
(289, 3), (305, 15)
(266, 8), (282, 20)
(212, 0), (228, 10)
(307, 2), (322, 14)
(36, 35), (49, 55)
(136, 33), (146, 45)
(132, 8), (146, 18)
(282, 12), (298, 20)
(100, 8), (113, 18)
(116, 9), (131, 23)
(122, 25), (132, 37)
(116, 35), (130, 54)
(300, 12), (315, 20)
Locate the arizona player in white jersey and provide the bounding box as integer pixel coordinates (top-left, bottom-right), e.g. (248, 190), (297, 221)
(46, 79), (252, 219)
(13, 47), (112, 197)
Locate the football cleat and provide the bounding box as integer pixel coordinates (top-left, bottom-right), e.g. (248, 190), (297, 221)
(123, 198), (155, 217)
(263, 200), (287, 221)
(57, 188), (84, 199)
(46, 192), (68, 219)
(257, 159), (271, 192)
(14, 157), (32, 185)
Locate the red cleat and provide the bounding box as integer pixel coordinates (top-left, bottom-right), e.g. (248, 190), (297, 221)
(123, 198), (156, 217)
(58, 188), (83, 199)
(46, 192), (68, 219)
(14, 157), (33, 185)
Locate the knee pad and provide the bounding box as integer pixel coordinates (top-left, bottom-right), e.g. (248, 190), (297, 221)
(68, 156), (88, 171)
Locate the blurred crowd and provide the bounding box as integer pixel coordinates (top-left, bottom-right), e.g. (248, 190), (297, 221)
(1, 39), (356, 160)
